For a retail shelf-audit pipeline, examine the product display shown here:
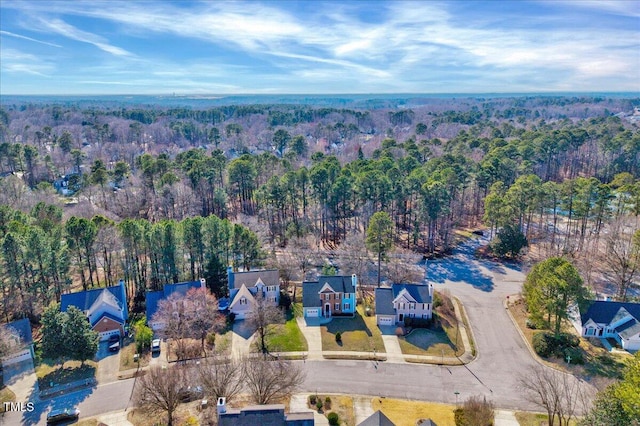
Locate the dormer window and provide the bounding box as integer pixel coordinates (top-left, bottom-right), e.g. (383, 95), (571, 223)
(240, 297), (247, 305)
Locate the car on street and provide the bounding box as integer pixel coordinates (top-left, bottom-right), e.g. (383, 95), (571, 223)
(108, 334), (120, 352)
(46, 407), (80, 424)
(152, 338), (161, 353)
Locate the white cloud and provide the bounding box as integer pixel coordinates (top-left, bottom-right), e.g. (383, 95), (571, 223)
(37, 18), (133, 57)
(0, 30), (62, 47)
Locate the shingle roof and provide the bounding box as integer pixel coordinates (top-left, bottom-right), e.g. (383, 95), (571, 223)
(581, 301), (640, 325)
(358, 410), (395, 426)
(392, 283), (432, 304)
(318, 275), (355, 293)
(616, 319), (640, 339)
(375, 288), (395, 316)
(2, 318), (33, 345)
(61, 282), (128, 321)
(218, 404), (314, 426)
(145, 280), (202, 322)
(230, 269), (280, 290)
(302, 281), (323, 308)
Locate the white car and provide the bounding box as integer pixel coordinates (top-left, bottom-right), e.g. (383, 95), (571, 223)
(152, 339), (161, 353)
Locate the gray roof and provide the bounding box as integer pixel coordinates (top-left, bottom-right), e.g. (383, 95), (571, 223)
(2, 318), (33, 345)
(146, 280), (202, 322)
(581, 301), (640, 325)
(302, 281), (323, 308)
(219, 404), (314, 426)
(616, 319), (640, 339)
(392, 283), (432, 304)
(61, 282), (128, 321)
(358, 410), (395, 426)
(375, 288), (395, 316)
(229, 269), (280, 290)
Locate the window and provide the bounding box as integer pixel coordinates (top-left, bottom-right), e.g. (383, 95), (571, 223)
(336, 293), (341, 299)
(585, 327), (594, 336)
(240, 297), (247, 305)
(409, 313), (415, 318)
(335, 303), (340, 310)
(269, 296), (277, 303)
(267, 286), (277, 292)
(399, 302), (405, 310)
(423, 314), (429, 319)
(409, 303), (415, 310)
(344, 303), (350, 310)
(325, 294), (331, 300)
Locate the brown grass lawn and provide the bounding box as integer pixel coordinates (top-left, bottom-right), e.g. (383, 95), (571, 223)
(76, 419), (99, 426)
(119, 341), (151, 371)
(398, 328), (458, 357)
(36, 360), (97, 389)
(309, 395), (355, 426)
(507, 296), (630, 383)
(0, 386), (16, 413)
(321, 306), (385, 353)
(515, 411), (580, 426)
(371, 397), (456, 426)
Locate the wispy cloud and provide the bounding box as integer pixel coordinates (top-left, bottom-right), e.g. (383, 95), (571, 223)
(0, 48), (54, 76)
(0, 30), (62, 47)
(37, 17), (133, 57)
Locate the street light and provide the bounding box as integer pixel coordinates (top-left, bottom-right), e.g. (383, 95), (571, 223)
(454, 391), (460, 405)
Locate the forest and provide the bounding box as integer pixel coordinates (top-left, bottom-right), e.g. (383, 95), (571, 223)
(0, 95), (639, 322)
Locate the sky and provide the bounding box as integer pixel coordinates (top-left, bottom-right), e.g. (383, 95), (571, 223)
(1, 0), (639, 95)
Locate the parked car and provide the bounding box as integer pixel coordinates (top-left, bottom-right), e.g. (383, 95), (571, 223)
(151, 338), (161, 353)
(108, 334), (120, 352)
(46, 407), (80, 424)
(178, 385), (204, 402)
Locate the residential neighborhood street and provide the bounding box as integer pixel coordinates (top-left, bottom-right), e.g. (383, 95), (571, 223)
(3, 237), (596, 425)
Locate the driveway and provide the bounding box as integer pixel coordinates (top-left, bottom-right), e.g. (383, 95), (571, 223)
(378, 326), (404, 363)
(96, 341), (121, 384)
(231, 320), (256, 359)
(296, 317), (323, 360)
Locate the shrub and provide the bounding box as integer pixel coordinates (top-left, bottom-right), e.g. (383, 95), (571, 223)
(533, 332), (551, 357)
(327, 412), (340, 426)
(309, 395), (317, 405)
(316, 399), (323, 411)
(433, 292), (443, 308)
(324, 396), (332, 409)
(395, 327), (404, 337)
(228, 312), (236, 323)
(335, 332), (342, 343)
(525, 319), (537, 330)
(454, 408), (466, 426)
(206, 332), (216, 347)
(455, 396), (494, 426)
(563, 347), (584, 365)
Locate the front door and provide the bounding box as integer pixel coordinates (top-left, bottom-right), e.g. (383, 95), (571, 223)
(325, 304), (331, 317)
(398, 313), (404, 323)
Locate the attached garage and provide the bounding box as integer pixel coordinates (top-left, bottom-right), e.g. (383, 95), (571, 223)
(377, 315), (395, 326)
(305, 308), (319, 318)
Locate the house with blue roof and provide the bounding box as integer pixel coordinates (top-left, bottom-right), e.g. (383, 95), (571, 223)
(226, 268), (280, 320)
(60, 279), (128, 341)
(146, 278), (205, 331)
(302, 275), (357, 318)
(1, 318), (35, 367)
(375, 283), (433, 326)
(573, 300), (640, 352)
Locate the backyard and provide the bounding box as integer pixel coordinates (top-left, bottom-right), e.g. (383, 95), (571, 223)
(321, 306), (385, 353)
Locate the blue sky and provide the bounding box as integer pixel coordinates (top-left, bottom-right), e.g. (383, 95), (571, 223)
(1, 0), (639, 95)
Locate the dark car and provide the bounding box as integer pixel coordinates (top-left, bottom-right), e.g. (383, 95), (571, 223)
(46, 407), (80, 424)
(178, 385), (204, 402)
(108, 334), (120, 352)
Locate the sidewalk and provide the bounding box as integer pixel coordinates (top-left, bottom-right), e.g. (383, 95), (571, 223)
(96, 410), (135, 426)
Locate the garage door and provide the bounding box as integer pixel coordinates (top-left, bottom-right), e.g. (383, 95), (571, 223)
(305, 309), (319, 317)
(98, 330), (121, 342)
(378, 316), (394, 325)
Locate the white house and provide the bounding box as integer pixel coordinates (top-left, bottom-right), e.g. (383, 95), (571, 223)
(375, 283), (433, 326)
(227, 268), (280, 320)
(574, 300), (640, 352)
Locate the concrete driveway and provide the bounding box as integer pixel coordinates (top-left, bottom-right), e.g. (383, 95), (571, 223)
(378, 325), (404, 363)
(296, 317), (323, 360)
(96, 341), (121, 384)
(231, 320), (257, 359)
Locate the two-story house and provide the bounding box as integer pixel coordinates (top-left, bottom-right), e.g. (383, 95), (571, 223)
(573, 300), (640, 352)
(227, 268), (280, 320)
(375, 283), (433, 326)
(60, 279), (128, 341)
(302, 275), (357, 318)
(146, 279), (205, 332)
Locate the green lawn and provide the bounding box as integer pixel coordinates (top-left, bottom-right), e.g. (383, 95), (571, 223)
(0, 386), (16, 413)
(398, 328), (459, 357)
(321, 307), (385, 353)
(265, 310), (308, 352)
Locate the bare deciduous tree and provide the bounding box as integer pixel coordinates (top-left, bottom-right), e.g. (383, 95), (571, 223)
(241, 356), (306, 405)
(601, 219), (640, 301)
(198, 355), (243, 403)
(518, 365), (593, 426)
(152, 287), (225, 361)
(381, 248), (424, 284)
(134, 366), (184, 426)
(246, 293), (284, 354)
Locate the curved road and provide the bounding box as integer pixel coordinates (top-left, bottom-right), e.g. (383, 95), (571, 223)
(5, 238), (594, 425)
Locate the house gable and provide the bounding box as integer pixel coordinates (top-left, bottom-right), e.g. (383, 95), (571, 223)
(319, 282), (337, 294)
(229, 284), (257, 310)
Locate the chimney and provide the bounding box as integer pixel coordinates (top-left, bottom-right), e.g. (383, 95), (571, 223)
(227, 266), (234, 295)
(199, 278), (206, 288)
(217, 397), (227, 416)
(352, 274), (357, 292)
